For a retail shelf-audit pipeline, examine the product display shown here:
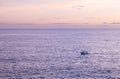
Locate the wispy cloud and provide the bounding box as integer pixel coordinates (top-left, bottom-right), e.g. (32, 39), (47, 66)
(51, 22), (72, 25)
(110, 22), (120, 24)
(52, 17), (62, 20)
(72, 5), (84, 10)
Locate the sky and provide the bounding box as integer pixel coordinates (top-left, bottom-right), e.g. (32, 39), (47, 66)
(0, 0), (120, 28)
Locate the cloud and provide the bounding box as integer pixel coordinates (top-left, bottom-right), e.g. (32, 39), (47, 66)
(103, 22), (107, 24)
(110, 22), (120, 24)
(52, 17), (62, 20)
(51, 22), (72, 25)
(72, 5), (84, 10)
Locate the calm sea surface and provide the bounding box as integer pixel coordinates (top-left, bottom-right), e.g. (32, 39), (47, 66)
(0, 29), (120, 79)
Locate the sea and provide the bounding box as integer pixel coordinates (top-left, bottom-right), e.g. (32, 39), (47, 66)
(0, 28), (120, 79)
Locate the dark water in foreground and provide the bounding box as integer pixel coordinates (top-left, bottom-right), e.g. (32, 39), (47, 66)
(0, 29), (120, 79)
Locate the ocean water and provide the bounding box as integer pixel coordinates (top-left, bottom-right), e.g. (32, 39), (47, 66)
(0, 29), (120, 79)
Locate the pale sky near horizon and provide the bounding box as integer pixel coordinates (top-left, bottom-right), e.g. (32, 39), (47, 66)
(0, 0), (120, 28)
